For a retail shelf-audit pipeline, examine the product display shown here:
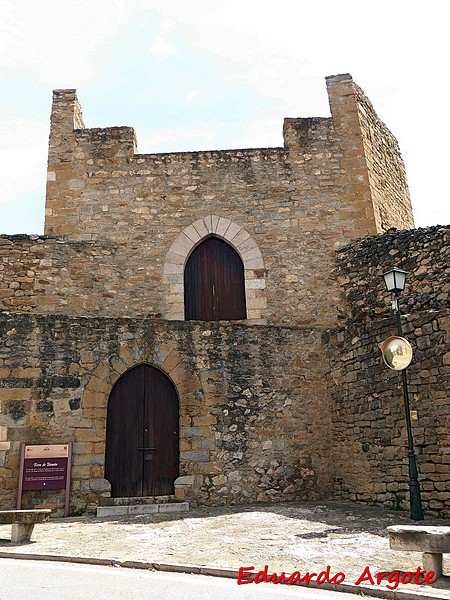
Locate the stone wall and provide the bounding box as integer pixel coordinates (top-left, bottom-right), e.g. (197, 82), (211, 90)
(35, 74), (413, 327)
(0, 74), (423, 515)
(0, 313), (332, 514)
(327, 225), (450, 516)
(353, 82), (413, 232)
(325, 75), (414, 234)
(0, 235), (41, 313)
(0, 235), (122, 315)
(334, 225), (450, 324)
(0, 234), (170, 318)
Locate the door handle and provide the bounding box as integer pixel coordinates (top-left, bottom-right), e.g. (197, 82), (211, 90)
(137, 447), (156, 451)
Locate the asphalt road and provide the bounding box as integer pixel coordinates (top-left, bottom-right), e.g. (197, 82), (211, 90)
(0, 558), (390, 600)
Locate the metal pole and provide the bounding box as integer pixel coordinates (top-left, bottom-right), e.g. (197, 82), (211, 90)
(395, 295), (424, 520)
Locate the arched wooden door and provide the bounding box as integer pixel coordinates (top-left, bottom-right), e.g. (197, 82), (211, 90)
(105, 364), (179, 497)
(184, 236), (247, 320)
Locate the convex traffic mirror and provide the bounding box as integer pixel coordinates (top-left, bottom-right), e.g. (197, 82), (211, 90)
(379, 336), (413, 370)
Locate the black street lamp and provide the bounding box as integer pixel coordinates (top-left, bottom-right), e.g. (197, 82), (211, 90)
(382, 267), (424, 521)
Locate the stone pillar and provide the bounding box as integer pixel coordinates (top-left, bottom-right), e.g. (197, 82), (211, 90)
(423, 552), (443, 578)
(327, 73), (414, 233)
(326, 73), (378, 237)
(49, 89), (84, 136)
(11, 523), (35, 544)
(45, 90), (85, 236)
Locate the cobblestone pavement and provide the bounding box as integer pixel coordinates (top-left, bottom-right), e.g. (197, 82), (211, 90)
(0, 501), (449, 598)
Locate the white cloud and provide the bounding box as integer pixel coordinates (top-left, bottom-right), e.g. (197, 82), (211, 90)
(0, 0), (449, 232)
(0, 1), (18, 58)
(0, 0), (132, 87)
(159, 18), (176, 35)
(149, 35), (178, 59)
(185, 90), (198, 102)
(0, 117), (47, 208)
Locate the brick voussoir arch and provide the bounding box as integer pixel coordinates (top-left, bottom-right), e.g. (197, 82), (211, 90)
(162, 215), (267, 320)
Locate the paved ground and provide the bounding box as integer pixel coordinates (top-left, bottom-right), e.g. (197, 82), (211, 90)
(0, 501), (449, 599)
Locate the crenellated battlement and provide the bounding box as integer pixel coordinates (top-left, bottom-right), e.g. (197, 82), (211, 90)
(45, 75), (413, 242)
(42, 75), (415, 326)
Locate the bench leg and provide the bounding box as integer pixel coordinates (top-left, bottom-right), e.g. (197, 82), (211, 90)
(11, 523), (35, 544)
(423, 552), (443, 578)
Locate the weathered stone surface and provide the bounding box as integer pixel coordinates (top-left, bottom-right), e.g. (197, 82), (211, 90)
(0, 75), (413, 328)
(0, 74), (427, 516)
(327, 226), (450, 517)
(0, 509), (51, 525)
(334, 225), (450, 325)
(0, 314), (332, 512)
(387, 525), (450, 553)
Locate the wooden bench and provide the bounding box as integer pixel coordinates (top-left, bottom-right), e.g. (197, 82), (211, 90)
(387, 525), (450, 577)
(0, 509), (52, 544)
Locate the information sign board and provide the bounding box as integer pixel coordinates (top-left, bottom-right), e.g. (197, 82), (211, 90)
(17, 443), (72, 517)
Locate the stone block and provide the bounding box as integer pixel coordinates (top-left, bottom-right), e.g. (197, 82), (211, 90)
(85, 377), (111, 395)
(162, 351), (182, 373)
(96, 505), (128, 518)
(128, 504), (158, 515)
(232, 229), (251, 249)
(158, 502), (189, 513)
(174, 475), (195, 486)
(10, 368), (41, 378)
(215, 217), (232, 237)
(245, 279), (266, 290)
(192, 219), (209, 239)
(182, 225), (202, 243)
(180, 451), (209, 462)
(0, 389), (32, 401)
(89, 478), (110, 492)
(82, 390), (107, 409)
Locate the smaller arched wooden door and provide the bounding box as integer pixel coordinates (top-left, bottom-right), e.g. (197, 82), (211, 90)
(105, 364), (179, 497)
(184, 236), (247, 321)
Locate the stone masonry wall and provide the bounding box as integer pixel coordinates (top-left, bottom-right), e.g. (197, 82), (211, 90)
(0, 235), (126, 316)
(34, 74), (414, 327)
(0, 221), (344, 325)
(44, 117), (353, 327)
(325, 75), (414, 235)
(334, 225), (450, 324)
(353, 83), (414, 232)
(326, 225), (450, 516)
(0, 313), (332, 514)
(0, 74), (421, 516)
(0, 234), (174, 318)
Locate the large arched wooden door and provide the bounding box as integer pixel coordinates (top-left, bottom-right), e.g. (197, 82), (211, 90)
(105, 364), (179, 497)
(184, 236), (247, 320)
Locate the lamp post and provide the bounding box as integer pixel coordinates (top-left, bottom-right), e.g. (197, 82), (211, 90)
(382, 267), (424, 521)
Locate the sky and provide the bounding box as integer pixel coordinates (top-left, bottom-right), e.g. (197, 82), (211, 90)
(0, 0), (448, 235)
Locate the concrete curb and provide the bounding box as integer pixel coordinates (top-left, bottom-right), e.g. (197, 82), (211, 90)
(0, 551), (445, 600)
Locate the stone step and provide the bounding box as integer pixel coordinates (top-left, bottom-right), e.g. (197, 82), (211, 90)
(99, 495), (178, 507)
(97, 501), (189, 518)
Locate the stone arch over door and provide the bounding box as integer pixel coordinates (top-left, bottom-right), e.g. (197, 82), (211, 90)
(162, 215), (267, 321)
(76, 341), (204, 503)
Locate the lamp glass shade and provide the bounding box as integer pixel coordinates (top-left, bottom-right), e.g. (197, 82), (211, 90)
(382, 267), (408, 293)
